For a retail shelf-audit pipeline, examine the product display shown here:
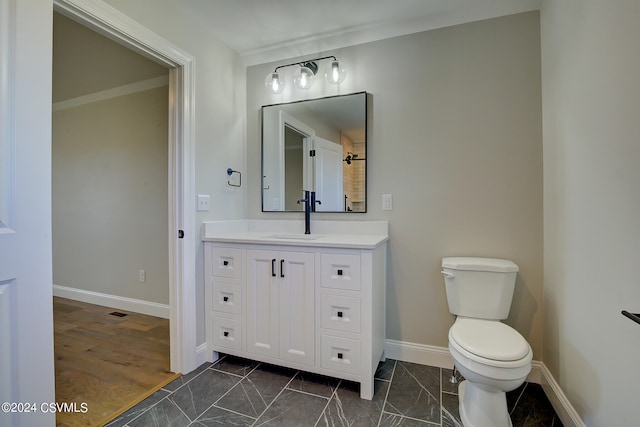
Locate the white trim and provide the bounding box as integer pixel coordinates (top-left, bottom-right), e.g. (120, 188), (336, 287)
(385, 339), (454, 369)
(54, 0), (197, 375)
(538, 362), (587, 427)
(528, 360), (544, 384)
(195, 342), (210, 368)
(52, 75), (168, 111)
(240, 1), (540, 66)
(53, 284), (169, 319)
(385, 339), (585, 427)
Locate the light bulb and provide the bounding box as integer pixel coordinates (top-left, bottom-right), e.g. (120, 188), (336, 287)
(265, 71), (284, 94)
(325, 60), (346, 85)
(293, 66), (315, 90)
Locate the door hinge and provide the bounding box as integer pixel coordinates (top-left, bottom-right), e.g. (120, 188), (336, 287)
(178, 229), (184, 239)
(309, 149), (316, 157)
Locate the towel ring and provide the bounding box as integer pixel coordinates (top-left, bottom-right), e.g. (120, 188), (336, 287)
(227, 168), (241, 187)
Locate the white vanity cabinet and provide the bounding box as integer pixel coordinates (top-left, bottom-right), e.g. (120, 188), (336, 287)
(205, 247), (244, 352)
(202, 222), (387, 400)
(245, 249), (315, 366)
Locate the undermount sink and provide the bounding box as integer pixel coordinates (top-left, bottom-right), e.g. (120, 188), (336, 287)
(267, 234), (323, 241)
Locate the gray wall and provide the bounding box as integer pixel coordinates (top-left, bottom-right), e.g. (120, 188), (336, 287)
(52, 13), (168, 102)
(52, 85), (169, 304)
(248, 12), (544, 357)
(541, 0), (640, 424)
(104, 0), (247, 345)
(52, 13), (170, 304)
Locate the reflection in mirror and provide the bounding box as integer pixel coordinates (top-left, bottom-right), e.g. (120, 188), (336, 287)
(262, 92), (367, 213)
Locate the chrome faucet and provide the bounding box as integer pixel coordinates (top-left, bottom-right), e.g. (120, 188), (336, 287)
(297, 191), (321, 234)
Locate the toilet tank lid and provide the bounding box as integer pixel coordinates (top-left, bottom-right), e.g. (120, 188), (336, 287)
(442, 257), (519, 273)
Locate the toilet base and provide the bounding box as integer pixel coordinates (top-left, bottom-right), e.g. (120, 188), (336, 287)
(459, 381), (513, 427)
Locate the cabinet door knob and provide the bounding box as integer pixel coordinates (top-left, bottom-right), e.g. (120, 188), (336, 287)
(223, 296), (229, 302)
(337, 269), (343, 276)
(337, 311), (343, 318)
(337, 352), (343, 359)
(223, 331), (229, 337)
(223, 260), (229, 266)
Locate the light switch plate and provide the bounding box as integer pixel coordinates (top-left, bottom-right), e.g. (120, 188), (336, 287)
(382, 194), (393, 211)
(197, 194), (210, 211)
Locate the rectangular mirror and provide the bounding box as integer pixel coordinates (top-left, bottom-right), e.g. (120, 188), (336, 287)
(262, 92), (367, 212)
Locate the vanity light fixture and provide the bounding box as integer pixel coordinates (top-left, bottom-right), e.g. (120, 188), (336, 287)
(265, 71), (285, 94)
(265, 55), (346, 94)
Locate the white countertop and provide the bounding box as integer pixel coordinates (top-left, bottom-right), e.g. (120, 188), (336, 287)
(201, 220), (388, 249)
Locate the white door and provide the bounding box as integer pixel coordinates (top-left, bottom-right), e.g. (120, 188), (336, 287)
(1, 1), (55, 426)
(278, 251), (314, 366)
(246, 249), (279, 358)
(314, 137), (344, 211)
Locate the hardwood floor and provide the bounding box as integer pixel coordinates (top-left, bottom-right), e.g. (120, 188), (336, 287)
(53, 297), (179, 426)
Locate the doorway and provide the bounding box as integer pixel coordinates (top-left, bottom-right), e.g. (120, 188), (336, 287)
(53, 0), (197, 377)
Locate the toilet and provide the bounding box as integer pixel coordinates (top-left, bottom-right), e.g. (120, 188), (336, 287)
(442, 257), (532, 427)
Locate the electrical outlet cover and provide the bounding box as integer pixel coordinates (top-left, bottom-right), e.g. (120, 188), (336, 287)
(197, 194), (210, 211)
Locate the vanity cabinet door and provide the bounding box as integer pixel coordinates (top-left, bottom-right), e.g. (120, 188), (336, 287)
(246, 249), (315, 366)
(278, 251), (315, 366)
(246, 249), (280, 359)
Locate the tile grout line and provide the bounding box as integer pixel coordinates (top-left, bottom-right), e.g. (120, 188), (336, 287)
(171, 356), (256, 425)
(113, 373), (195, 427)
(312, 379), (342, 426)
(376, 359), (397, 427)
(194, 359), (263, 423)
(380, 410), (442, 426)
(210, 404), (258, 423)
(249, 368), (301, 427)
(509, 382), (527, 416)
(286, 385), (335, 400)
(440, 367), (443, 426)
(172, 396), (194, 424)
(163, 361), (227, 425)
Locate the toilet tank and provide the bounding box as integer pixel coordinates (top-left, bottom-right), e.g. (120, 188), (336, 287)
(442, 257), (519, 320)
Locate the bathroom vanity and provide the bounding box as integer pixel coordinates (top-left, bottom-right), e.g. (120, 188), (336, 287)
(201, 220), (388, 399)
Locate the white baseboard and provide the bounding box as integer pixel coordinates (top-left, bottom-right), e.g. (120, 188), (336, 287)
(385, 339), (454, 369)
(195, 343), (210, 368)
(537, 362), (587, 427)
(385, 339), (584, 427)
(53, 284), (170, 319)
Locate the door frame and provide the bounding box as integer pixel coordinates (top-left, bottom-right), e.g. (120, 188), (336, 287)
(53, 0), (197, 374)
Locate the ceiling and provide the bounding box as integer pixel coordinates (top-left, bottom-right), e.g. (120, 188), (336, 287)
(169, 0), (541, 65)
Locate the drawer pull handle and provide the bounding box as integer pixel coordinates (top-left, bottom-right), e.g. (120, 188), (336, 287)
(223, 331), (229, 337)
(223, 296), (229, 302)
(337, 269), (343, 276)
(272, 259), (276, 277)
(337, 311), (343, 318)
(280, 259), (285, 278)
(337, 352), (343, 359)
(223, 260), (229, 266)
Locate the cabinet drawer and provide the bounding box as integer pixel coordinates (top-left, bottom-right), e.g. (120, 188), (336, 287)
(212, 282), (242, 315)
(321, 335), (361, 375)
(211, 247), (242, 279)
(320, 294), (361, 333)
(212, 315), (242, 351)
(320, 254), (361, 291)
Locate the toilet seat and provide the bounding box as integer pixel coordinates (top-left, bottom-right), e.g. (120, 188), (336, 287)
(450, 318), (531, 365)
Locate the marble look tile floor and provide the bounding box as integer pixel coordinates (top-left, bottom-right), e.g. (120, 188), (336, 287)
(105, 355), (563, 427)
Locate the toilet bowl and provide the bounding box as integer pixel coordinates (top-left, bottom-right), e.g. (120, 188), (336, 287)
(449, 318), (532, 427)
(441, 257), (532, 427)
